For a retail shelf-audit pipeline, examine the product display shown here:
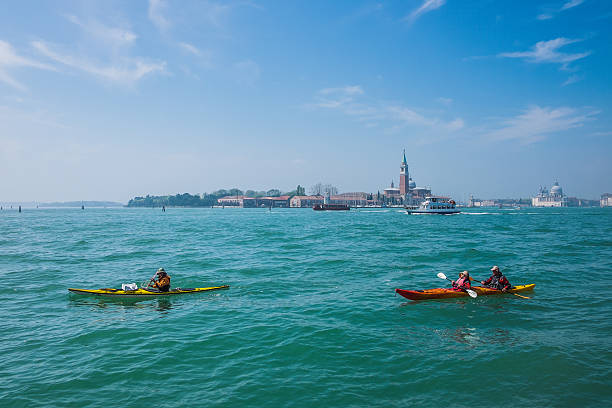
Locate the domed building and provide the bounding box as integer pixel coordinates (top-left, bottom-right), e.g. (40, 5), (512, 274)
(550, 182), (563, 197)
(532, 181), (568, 207)
(384, 180), (402, 204)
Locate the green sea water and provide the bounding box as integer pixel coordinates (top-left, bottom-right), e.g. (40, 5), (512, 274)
(1, 207), (611, 407)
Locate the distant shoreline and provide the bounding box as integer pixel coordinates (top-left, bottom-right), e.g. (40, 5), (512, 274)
(0, 201), (124, 208)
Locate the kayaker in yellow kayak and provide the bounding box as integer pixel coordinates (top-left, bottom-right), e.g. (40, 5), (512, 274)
(451, 271), (471, 291)
(148, 268), (171, 292)
(481, 265), (511, 292)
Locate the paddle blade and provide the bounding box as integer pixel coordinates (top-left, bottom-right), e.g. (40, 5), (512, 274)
(437, 272), (447, 280)
(466, 289), (478, 298)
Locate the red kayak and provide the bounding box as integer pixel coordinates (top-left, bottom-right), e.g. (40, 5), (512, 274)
(395, 284), (535, 300)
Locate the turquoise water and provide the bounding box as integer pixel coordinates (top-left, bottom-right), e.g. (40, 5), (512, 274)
(1, 207), (611, 407)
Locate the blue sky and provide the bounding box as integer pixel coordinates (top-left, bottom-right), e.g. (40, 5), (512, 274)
(1, 0), (610, 202)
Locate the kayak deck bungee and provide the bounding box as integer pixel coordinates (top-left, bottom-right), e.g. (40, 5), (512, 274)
(68, 285), (229, 297)
(395, 284), (535, 301)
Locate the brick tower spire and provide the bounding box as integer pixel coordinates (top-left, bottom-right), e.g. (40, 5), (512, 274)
(399, 149), (410, 197)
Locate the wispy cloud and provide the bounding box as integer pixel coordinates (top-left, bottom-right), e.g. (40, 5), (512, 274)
(405, 0), (446, 23)
(178, 42), (201, 56)
(537, 13), (554, 20)
(562, 74), (582, 86)
(149, 0), (170, 31)
(436, 97), (453, 105)
(178, 42), (212, 68)
(561, 0), (585, 11)
(32, 41), (165, 83)
(65, 15), (137, 48)
(311, 85), (464, 135)
(485, 105), (597, 144)
(0, 40), (55, 90)
(498, 38), (591, 69)
(537, 0), (585, 20)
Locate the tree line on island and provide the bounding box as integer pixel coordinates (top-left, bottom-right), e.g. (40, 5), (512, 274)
(127, 184), (338, 207)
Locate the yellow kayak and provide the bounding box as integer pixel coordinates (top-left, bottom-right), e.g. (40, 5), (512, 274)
(68, 285), (229, 297)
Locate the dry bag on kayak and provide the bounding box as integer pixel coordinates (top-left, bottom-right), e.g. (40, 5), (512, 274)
(121, 283), (138, 291)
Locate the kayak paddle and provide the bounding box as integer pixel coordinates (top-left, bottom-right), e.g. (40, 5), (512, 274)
(436, 273), (477, 298)
(467, 276), (530, 299)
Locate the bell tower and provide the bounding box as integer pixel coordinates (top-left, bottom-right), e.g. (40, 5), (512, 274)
(399, 149), (410, 197)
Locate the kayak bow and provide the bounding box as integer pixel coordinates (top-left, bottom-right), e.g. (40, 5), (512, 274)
(68, 285), (229, 297)
(395, 284), (535, 301)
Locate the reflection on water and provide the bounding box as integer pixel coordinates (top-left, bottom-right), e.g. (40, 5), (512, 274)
(437, 326), (515, 348)
(446, 327), (480, 346)
(68, 294), (176, 315)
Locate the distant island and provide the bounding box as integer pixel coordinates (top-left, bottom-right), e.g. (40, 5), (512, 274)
(127, 188), (304, 208)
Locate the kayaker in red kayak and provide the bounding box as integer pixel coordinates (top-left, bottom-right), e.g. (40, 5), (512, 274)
(451, 271), (471, 291)
(149, 268), (171, 292)
(481, 265), (511, 292)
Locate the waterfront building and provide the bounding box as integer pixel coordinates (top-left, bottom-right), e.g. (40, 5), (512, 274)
(410, 186), (432, 202)
(383, 181), (401, 199)
(257, 195), (291, 208)
(290, 195), (324, 208)
(331, 192), (371, 207)
(217, 195), (290, 208)
(532, 181), (568, 207)
(601, 193), (612, 207)
(217, 196), (248, 207)
(466, 196), (496, 207)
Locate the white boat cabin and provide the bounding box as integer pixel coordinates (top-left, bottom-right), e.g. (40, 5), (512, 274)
(422, 196), (456, 210)
(406, 196), (459, 214)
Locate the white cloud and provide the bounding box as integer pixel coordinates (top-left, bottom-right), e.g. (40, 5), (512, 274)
(498, 38), (590, 68)
(65, 15), (137, 48)
(386, 105), (434, 127)
(312, 85), (464, 134)
(445, 118), (465, 131)
(537, 13), (553, 20)
(0, 40), (55, 90)
(537, 0), (585, 20)
(314, 86), (364, 109)
(178, 42), (201, 56)
(436, 97), (453, 105)
(561, 0), (585, 11)
(178, 42), (212, 69)
(485, 105), (596, 144)
(562, 75), (582, 86)
(32, 41), (165, 83)
(406, 0), (446, 23)
(149, 0), (170, 31)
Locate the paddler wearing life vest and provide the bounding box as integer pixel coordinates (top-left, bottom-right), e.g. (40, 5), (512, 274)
(481, 265), (511, 292)
(451, 271), (471, 291)
(149, 268), (171, 292)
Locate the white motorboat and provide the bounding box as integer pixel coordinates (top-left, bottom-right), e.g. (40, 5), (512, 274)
(406, 196), (460, 215)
